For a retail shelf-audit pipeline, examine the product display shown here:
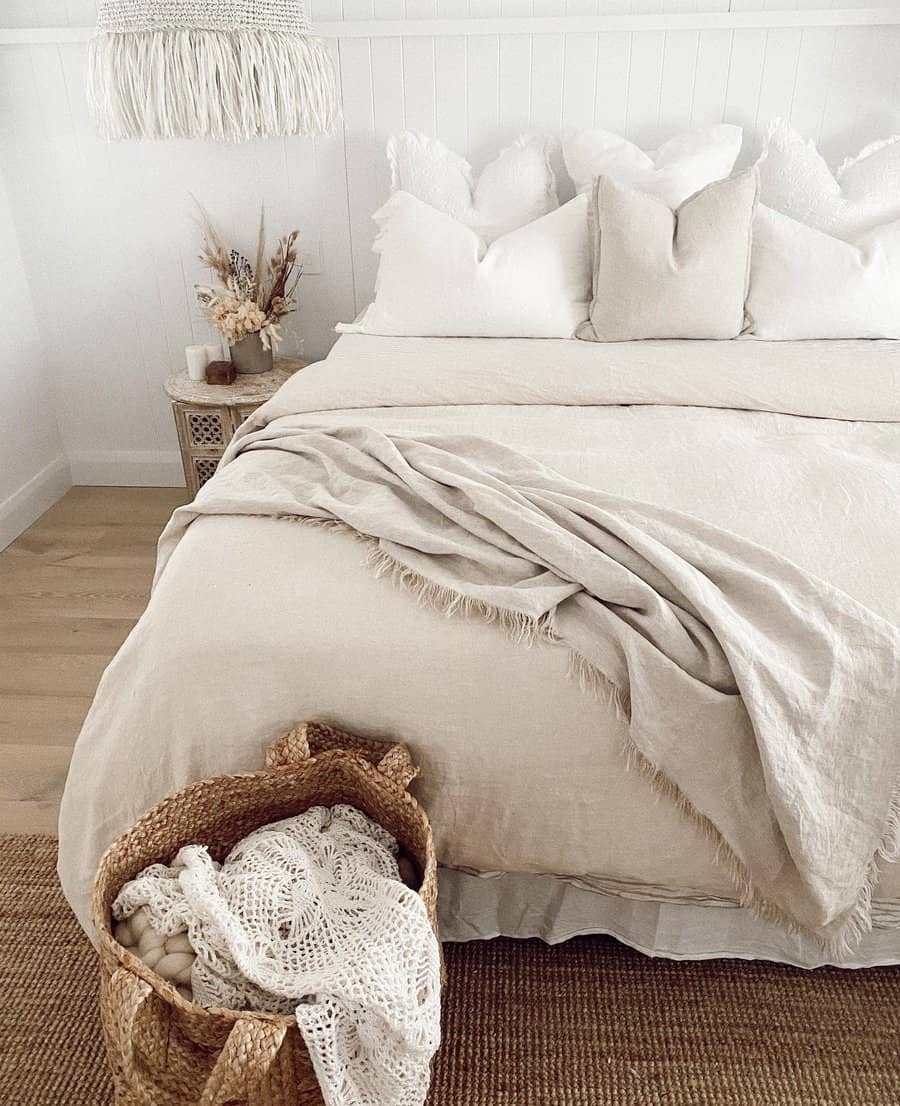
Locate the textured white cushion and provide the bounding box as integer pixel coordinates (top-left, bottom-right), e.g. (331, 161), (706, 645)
(579, 170), (757, 342)
(563, 124), (743, 208)
(342, 191), (590, 339)
(387, 131), (558, 242)
(747, 205), (900, 340)
(758, 119), (900, 240)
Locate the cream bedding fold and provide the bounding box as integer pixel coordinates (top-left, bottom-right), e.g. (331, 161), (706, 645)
(156, 419), (900, 955)
(58, 336), (900, 960)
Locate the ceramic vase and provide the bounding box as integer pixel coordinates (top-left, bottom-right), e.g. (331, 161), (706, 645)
(230, 331), (273, 375)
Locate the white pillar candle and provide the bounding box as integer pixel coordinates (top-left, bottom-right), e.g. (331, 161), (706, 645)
(204, 342), (223, 364)
(185, 345), (209, 382)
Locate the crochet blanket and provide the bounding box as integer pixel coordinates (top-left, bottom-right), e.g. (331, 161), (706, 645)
(156, 421), (900, 957)
(113, 807), (441, 1106)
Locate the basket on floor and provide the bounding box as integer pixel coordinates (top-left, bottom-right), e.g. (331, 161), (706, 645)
(92, 721), (439, 1106)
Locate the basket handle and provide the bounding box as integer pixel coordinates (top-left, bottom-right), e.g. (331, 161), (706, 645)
(106, 968), (288, 1106)
(104, 968), (163, 1106)
(266, 721), (419, 789)
(198, 1017), (289, 1106)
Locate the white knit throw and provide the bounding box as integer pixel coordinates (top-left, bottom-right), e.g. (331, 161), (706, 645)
(113, 807), (442, 1106)
(89, 0), (339, 140)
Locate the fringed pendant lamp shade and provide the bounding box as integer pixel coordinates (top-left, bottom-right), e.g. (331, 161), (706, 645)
(89, 1), (340, 141)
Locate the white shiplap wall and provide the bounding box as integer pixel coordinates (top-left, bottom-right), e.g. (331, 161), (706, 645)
(1, 1), (899, 485)
(0, 164), (69, 548)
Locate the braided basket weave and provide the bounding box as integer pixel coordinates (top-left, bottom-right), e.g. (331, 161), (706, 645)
(93, 722), (439, 1106)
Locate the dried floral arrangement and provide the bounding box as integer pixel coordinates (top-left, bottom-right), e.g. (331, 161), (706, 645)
(196, 206), (302, 351)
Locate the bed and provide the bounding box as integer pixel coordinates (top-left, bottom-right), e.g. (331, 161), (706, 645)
(58, 334), (900, 967)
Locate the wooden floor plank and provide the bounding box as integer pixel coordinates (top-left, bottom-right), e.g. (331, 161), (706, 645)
(0, 800), (60, 835)
(0, 592), (149, 620)
(34, 486), (188, 528)
(0, 652), (114, 698)
(0, 561), (155, 598)
(3, 523), (166, 571)
(0, 487), (177, 831)
(0, 744), (72, 803)
(0, 694), (93, 746)
(0, 616), (135, 656)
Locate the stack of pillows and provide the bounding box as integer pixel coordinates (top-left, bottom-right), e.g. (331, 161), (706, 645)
(341, 121), (900, 342)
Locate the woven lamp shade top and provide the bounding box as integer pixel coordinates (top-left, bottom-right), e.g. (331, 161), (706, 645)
(96, 0), (312, 33)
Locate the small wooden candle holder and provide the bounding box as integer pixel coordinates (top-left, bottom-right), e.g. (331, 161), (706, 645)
(205, 360), (237, 385)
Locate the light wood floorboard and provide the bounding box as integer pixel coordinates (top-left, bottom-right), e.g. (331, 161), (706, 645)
(0, 486), (188, 833)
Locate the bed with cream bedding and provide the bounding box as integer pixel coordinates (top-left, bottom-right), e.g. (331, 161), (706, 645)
(58, 334), (900, 967)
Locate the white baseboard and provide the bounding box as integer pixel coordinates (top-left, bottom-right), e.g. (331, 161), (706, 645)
(68, 450), (186, 488)
(0, 456), (72, 550)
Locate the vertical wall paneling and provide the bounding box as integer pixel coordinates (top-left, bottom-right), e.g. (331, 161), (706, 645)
(593, 31), (632, 132)
(561, 31), (599, 132)
(788, 26), (836, 140)
(855, 25), (900, 140)
(690, 29), (733, 127)
(467, 1), (502, 164)
(755, 29), (804, 127)
(625, 31), (666, 145)
(2, 6), (900, 481)
(402, 1), (438, 135)
(338, 39), (378, 312)
(530, 1), (566, 134)
(818, 27), (869, 162)
(498, 0), (532, 142)
(724, 29), (768, 145)
(658, 30), (700, 135)
(434, 1), (469, 155)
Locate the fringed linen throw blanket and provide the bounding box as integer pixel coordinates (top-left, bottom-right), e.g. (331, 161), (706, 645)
(158, 425), (900, 956)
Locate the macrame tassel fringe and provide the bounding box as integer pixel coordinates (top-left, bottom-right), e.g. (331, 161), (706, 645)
(88, 28), (340, 141)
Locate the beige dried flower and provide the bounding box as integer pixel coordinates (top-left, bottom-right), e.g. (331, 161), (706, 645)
(195, 204), (302, 349)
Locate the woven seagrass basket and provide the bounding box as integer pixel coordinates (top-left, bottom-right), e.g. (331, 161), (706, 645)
(93, 721), (440, 1106)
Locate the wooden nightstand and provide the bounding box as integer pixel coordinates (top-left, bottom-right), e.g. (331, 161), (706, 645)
(165, 357), (306, 496)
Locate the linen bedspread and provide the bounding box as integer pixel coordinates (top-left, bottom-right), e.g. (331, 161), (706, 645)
(58, 336), (900, 959)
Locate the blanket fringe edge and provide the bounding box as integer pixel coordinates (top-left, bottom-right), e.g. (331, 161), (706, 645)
(295, 516), (900, 960)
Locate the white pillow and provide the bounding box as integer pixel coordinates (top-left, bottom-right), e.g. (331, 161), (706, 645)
(562, 124), (743, 208)
(747, 205), (900, 340)
(341, 191), (590, 339)
(387, 131), (558, 243)
(758, 119), (900, 240)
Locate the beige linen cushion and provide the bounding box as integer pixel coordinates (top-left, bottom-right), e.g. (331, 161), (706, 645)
(579, 168), (758, 342)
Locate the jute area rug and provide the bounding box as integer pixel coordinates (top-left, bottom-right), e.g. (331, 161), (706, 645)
(2, 834), (898, 1106)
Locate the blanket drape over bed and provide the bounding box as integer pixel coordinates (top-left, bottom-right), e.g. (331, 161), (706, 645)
(156, 418), (900, 956)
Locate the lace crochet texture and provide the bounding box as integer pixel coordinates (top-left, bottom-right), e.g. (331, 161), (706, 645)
(113, 806), (441, 1106)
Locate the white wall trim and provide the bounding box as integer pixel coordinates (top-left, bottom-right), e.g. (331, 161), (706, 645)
(68, 450), (185, 489)
(2, 9), (900, 44)
(0, 456), (71, 551)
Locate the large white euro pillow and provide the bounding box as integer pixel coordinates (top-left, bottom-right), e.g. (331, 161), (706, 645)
(387, 131), (558, 242)
(341, 191), (590, 339)
(747, 205), (900, 340)
(758, 119), (900, 240)
(563, 124), (743, 208)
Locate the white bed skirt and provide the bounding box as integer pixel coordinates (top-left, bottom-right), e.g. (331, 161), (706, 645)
(437, 868), (900, 969)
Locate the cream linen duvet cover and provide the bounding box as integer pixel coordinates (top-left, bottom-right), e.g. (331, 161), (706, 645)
(58, 336), (900, 966)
